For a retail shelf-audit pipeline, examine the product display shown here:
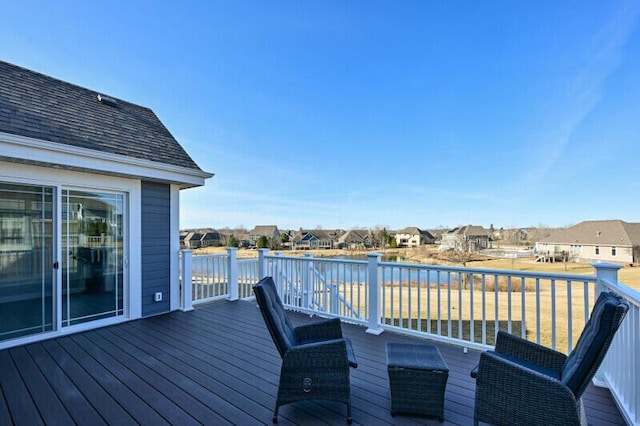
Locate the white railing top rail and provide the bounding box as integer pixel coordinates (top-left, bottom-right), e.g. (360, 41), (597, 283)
(601, 277), (640, 306)
(265, 253), (367, 265)
(377, 261), (597, 283)
(266, 253), (598, 283)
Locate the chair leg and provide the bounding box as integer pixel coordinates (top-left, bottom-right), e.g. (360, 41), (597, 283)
(347, 401), (352, 424)
(272, 403), (279, 423)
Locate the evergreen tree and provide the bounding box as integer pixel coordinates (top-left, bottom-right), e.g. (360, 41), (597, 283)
(256, 235), (268, 249)
(389, 237), (397, 248)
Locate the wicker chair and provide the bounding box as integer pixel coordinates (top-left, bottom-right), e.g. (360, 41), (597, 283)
(253, 276), (358, 424)
(471, 291), (628, 426)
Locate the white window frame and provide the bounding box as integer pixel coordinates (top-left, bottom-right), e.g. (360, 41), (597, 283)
(0, 160), (141, 349)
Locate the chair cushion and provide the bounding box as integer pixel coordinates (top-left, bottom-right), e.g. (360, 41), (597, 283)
(254, 277), (297, 357)
(561, 292), (626, 395)
(480, 351), (561, 380)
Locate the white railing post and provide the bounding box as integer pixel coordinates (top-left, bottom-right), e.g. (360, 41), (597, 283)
(227, 247), (238, 301)
(302, 254), (313, 309)
(592, 262), (622, 294)
(591, 262), (622, 386)
(274, 251), (282, 283)
(258, 248), (269, 279)
(366, 253), (384, 335)
(181, 250), (194, 312)
(331, 283), (339, 315)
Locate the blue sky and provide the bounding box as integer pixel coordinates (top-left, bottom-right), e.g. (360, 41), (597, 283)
(2, 1), (640, 230)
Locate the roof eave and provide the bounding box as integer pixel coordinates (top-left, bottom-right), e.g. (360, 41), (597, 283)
(1, 131), (213, 189)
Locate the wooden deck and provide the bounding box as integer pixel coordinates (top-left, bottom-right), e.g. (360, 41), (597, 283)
(0, 300), (626, 425)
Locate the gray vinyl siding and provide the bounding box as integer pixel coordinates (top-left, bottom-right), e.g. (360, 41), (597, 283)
(141, 181), (171, 316)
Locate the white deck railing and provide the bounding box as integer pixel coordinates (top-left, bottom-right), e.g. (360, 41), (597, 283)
(597, 275), (640, 426)
(180, 248), (639, 424)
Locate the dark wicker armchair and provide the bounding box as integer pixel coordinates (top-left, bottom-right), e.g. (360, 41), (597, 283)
(471, 291), (628, 426)
(253, 276), (358, 424)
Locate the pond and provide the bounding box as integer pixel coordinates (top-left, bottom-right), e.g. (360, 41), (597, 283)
(307, 255), (451, 285)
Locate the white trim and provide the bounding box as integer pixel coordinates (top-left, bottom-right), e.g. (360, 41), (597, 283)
(55, 186), (63, 332)
(0, 316), (130, 351)
(0, 131), (213, 188)
(129, 182), (142, 319)
(170, 184), (181, 311)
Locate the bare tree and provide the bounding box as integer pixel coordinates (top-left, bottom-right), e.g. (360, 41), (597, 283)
(441, 236), (475, 289)
(373, 226), (390, 249)
(447, 237), (474, 267)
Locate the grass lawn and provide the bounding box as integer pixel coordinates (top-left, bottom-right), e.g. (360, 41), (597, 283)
(466, 257), (640, 291)
(379, 284), (593, 353)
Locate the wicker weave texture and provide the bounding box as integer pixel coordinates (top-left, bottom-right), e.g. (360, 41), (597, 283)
(472, 292), (629, 426)
(254, 277), (357, 424)
(386, 343), (449, 420)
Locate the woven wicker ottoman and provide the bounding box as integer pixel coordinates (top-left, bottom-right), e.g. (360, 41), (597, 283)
(386, 343), (449, 421)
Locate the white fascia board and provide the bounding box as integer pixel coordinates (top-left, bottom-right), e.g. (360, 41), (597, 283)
(0, 131), (213, 188)
(170, 184), (181, 311)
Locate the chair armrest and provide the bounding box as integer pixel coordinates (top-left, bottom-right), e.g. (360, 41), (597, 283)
(495, 331), (567, 371)
(475, 350), (581, 425)
(294, 317), (343, 342)
(282, 338), (351, 370)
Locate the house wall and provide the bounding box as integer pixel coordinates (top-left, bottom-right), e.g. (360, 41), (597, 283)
(395, 233), (417, 247)
(581, 244), (632, 263)
(141, 181), (171, 316)
(536, 242), (633, 263)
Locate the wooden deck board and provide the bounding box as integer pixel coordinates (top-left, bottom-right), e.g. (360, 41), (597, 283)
(71, 331), (199, 426)
(0, 299), (627, 425)
(24, 343), (105, 426)
(59, 334), (169, 425)
(39, 339), (135, 425)
(8, 346), (73, 426)
(0, 350), (43, 426)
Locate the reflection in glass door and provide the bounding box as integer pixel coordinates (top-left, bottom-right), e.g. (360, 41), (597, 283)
(62, 190), (124, 327)
(0, 183), (54, 342)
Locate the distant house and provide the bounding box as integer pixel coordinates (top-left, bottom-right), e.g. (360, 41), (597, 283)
(394, 227), (435, 248)
(182, 231), (203, 249)
(179, 231), (189, 249)
(509, 228), (529, 243)
(427, 229), (447, 244)
(536, 220), (640, 264)
(439, 225), (491, 252)
(249, 225), (280, 247)
(338, 229), (374, 250)
(180, 229), (221, 249)
(292, 229), (336, 250)
(0, 61), (212, 349)
(200, 230), (222, 248)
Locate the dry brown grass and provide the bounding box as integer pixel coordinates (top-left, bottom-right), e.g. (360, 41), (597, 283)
(467, 257), (640, 291)
(335, 282), (591, 353)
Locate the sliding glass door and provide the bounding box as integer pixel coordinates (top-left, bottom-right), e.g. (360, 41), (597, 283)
(0, 183), (54, 342)
(62, 190), (125, 327)
(0, 183), (126, 343)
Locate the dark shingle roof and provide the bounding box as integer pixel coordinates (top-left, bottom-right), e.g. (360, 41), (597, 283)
(250, 225), (279, 237)
(444, 225), (489, 238)
(397, 227), (435, 239)
(539, 220), (640, 246)
(0, 61), (202, 171)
